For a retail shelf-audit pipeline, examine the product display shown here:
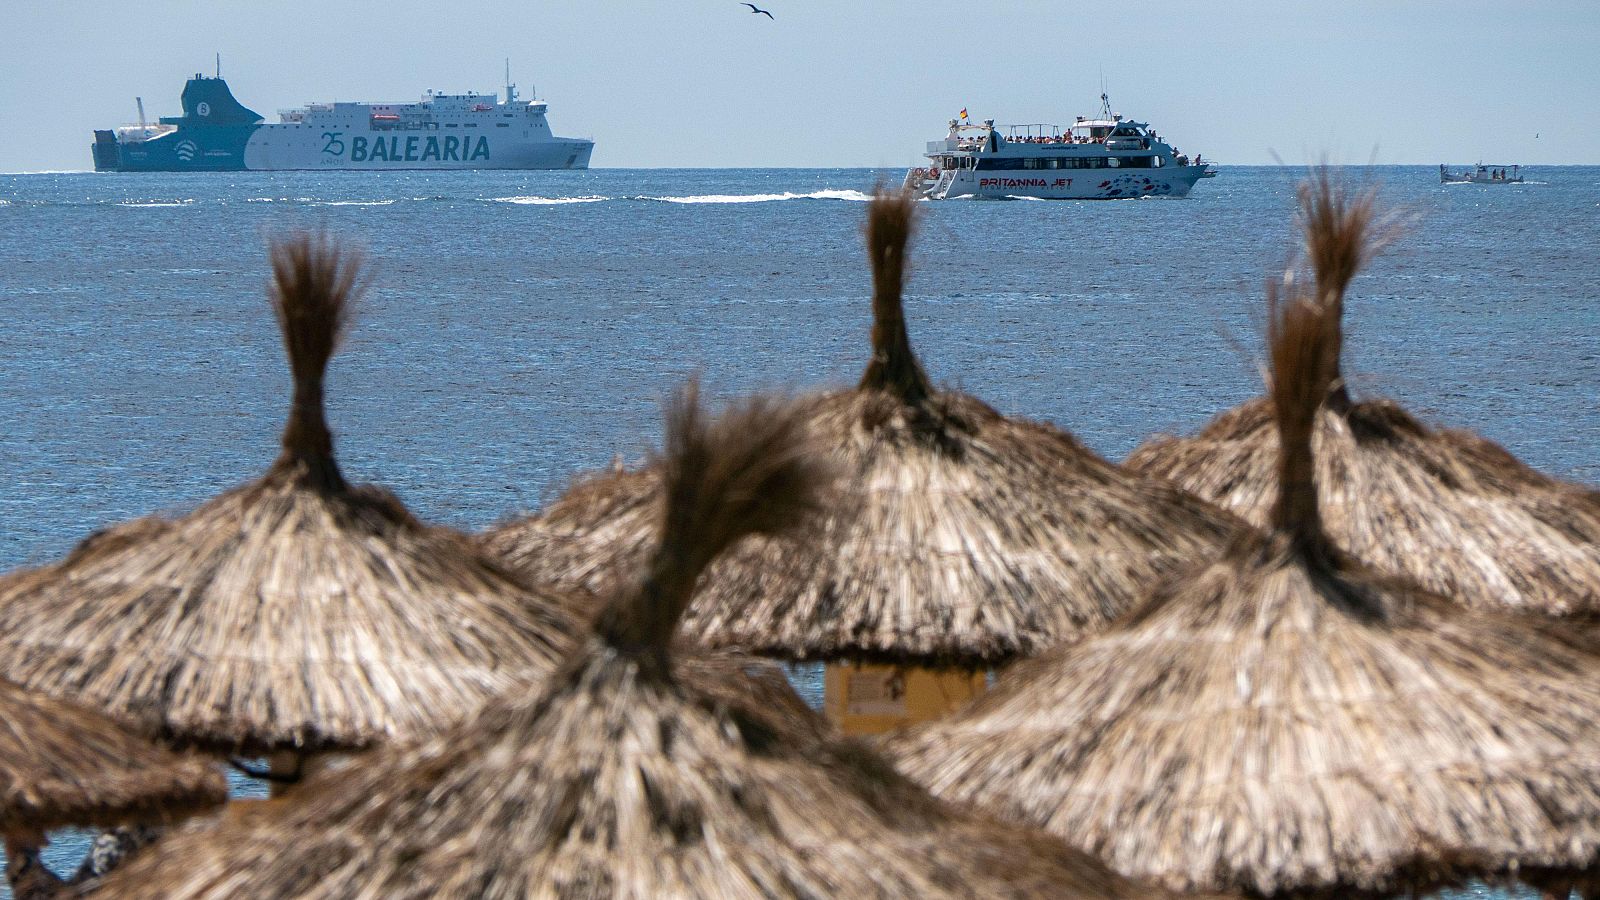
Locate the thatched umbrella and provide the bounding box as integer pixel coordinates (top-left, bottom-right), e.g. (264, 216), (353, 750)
(483, 190), (1239, 668)
(883, 235), (1600, 898)
(1, 677), (227, 896)
(0, 234), (583, 760)
(88, 384), (1180, 900)
(1127, 173), (1600, 617)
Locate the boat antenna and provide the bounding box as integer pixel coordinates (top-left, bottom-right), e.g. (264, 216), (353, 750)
(505, 57), (515, 103)
(215, 52), (221, 79)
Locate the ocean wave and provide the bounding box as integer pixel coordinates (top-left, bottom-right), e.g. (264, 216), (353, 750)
(311, 199), (397, 207)
(116, 200), (195, 208)
(491, 195), (609, 205)
(644, 189), (872, 204)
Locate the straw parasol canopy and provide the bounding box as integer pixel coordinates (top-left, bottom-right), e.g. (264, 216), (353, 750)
(1, 678), (226, 837)
(0, 234), (583, 756)
(883, 232), (1600, 898)
(1127, 173), (1600, 618)
(89, 383), (1176, 900)
(483, 190), (1239, 667)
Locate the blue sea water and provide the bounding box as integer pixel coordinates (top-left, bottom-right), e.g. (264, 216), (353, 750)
(1, 166), (1596, 897)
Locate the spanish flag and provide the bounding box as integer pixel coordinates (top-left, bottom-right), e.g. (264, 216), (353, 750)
(959, 108), (968, 120)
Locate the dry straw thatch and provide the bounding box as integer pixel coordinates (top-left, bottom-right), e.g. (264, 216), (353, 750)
(0, 235), (582, 755)
(0, 678), (225, 837)
(1127, 173), (1600, 617)
(90, 382), (1172, 900)
(884, 204), (1600, 898)
(483, 189), (1238, 667)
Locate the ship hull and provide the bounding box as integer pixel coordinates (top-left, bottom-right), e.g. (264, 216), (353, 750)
(96, 123), (593, 172)
(929, 166), (1208, 200)
(1440, 175), (1523, 184)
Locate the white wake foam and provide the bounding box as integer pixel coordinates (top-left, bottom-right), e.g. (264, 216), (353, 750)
(491, 195), (609, 205)
(116, 200), (194, 208)
(646, 189), (872, 204)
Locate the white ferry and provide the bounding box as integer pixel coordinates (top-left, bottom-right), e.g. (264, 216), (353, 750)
(903, 95), (1214, 200)
(93, 65), (593, 172)
(1439, 163), (1523, 184)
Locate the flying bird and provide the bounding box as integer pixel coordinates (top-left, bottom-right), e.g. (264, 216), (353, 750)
(741, 3), (774, 18)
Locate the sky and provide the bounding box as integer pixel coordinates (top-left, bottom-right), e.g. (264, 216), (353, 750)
(1, 0), (1597, 172)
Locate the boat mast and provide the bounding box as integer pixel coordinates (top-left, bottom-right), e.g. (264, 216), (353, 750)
(215, 53), (221, 78)
(505, 58), (515, 103)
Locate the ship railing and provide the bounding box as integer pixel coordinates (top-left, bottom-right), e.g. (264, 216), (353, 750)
(115, 124), (177, 143)
(902, 166), (956, 197)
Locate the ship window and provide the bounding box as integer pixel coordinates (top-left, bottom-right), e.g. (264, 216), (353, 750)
(467, 124), (478, 127)
(497, 123), (509, 127)
(446, 124), (458, 127)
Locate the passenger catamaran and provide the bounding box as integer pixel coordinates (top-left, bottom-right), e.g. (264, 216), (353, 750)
(903, 94), (1214, 200)
(92, 63), (593, 172)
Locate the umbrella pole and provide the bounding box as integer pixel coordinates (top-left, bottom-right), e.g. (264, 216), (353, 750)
(823, 662), (987, 736)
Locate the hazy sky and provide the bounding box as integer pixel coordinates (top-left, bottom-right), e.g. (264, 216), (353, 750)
(2, 0), (1596, 172)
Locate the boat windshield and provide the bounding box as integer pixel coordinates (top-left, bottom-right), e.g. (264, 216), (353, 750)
(1067, 121), (1146, 143)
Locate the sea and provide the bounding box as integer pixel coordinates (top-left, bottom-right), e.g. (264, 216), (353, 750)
(1, 166), (1596, 897)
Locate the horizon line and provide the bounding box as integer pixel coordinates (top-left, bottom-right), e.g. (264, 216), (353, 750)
(6, 162), (1598, 176)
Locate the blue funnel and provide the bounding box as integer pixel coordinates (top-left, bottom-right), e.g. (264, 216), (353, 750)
(172, 75), (262, 124)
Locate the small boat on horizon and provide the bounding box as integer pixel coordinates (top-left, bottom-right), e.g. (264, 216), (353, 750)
(902, 93), (1214, 200)
(1440, 163), (1524, 184)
